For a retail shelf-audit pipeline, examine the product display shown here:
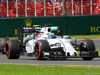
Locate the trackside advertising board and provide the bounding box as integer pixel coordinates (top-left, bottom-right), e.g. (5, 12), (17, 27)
(0, 15), (100, 37)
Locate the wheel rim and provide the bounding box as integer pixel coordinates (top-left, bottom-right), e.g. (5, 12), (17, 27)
(80, 41), (87, 51)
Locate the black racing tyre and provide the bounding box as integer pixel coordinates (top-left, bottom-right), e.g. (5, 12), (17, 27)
(80, 39), (95, 51)
(0, 38), (9, 54)
(34, 40), (49, 60)
(82, 57), (94, 60)
(6, 40), (20, 59)
(80, 39), (95, 60)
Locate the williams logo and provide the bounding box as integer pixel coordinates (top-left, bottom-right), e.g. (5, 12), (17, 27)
(24, 18), (32, 27)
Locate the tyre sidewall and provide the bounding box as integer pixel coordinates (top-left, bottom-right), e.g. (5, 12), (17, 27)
(35, 40), (49, 60)
(6, 40), (20, 59)
(80, 39), (95, 51)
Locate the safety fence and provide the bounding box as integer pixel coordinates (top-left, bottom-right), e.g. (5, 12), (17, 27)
(0, 0), (100, 18)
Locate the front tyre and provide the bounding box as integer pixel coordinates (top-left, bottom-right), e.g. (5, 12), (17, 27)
(6, 40), (20, 59)
(80, 39), (98, 60)
(80, 39), (95, 51)
(34, 40), (49, 60)
(82, 57), (93, 60)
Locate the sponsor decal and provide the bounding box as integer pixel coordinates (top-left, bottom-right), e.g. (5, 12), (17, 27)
(24, 18), (32, 27)
(14, 18), (32, 35)
(90, 26), (100, 32)
(14, 29), (18, 35)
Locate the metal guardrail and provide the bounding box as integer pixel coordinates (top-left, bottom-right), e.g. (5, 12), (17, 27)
(0, 0), (99, 18)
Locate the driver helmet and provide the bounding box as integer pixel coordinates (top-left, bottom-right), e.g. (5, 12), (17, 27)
(48, 33), (55, 39)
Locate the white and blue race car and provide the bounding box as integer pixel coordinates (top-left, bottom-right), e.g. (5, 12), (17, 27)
(0, 24), (98, 60)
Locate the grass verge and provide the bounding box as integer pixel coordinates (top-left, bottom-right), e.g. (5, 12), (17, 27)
(0, 37), (18, 40)
(1, 34), (100, 40)
(0, 64), (100, 75)
(96, 49), (100, 56)
(69, 34), (100, 39)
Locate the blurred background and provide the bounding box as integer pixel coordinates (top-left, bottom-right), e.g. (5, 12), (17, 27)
(0, 0), (99, 18)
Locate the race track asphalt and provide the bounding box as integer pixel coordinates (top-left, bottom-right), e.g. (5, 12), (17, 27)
(0, 39), (100, 66)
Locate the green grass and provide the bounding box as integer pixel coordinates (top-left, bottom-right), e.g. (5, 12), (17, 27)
(0, 37), (18, 40)
(69, 34), (100, 39)
(96, 49), (100, 56)
(1, 34), (100, 40)
(0, 64), (100, 75)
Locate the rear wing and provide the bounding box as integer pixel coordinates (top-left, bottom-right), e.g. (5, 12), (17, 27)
(18, 26), (41, 44)
(18, 26), (62, 44)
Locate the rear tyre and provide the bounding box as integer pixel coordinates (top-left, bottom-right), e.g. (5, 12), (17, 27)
(80, 39), (95, 60)
(34, 40), (49, 60)
(6, 40), (20, 59)
(0, 38), (9, 54)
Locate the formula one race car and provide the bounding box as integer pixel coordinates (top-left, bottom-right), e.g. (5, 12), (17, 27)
(0, 24), (98, 60)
